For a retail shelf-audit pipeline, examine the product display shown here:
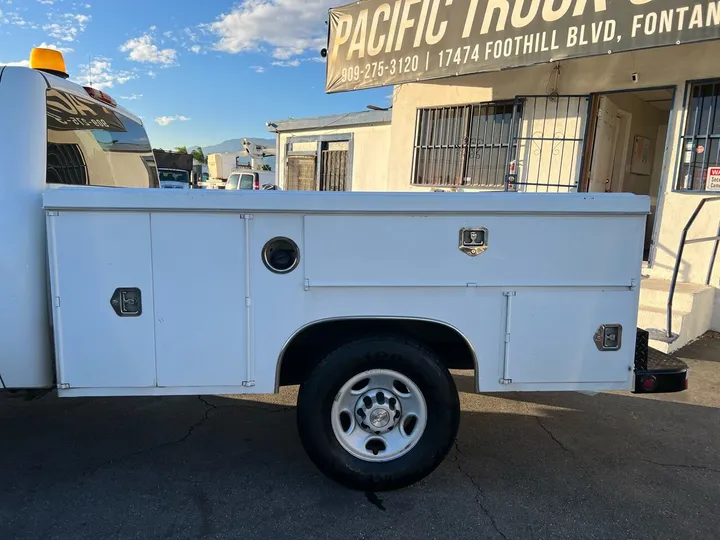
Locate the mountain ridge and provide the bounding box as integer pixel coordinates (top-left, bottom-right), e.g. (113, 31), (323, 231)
(188, 137), (276, 155)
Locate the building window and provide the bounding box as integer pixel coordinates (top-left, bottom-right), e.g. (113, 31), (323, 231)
(676, 80), (720, 191)
(412, 102), (519, 188)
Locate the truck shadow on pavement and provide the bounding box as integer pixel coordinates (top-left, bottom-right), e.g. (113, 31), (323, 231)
(1, 366), (718, 540)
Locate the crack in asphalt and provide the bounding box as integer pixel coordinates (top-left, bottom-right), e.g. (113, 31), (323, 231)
(454, 440), (509, 540)
(87, 396), (216, 476)
(643, 458), (720, 474)
(200, 396), (294, 414)
(20, 396), (295, 539)
(86, 397), (294, 477)
(535, 416), (572, 453)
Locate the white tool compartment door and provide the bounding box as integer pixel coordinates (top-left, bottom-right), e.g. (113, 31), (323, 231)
(505, 289), (637, 384)
(48, 211), (156, 389)
(151, 213), (248, 387)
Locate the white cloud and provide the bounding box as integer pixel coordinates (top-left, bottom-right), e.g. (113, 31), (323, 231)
(120, 93), (143, 100)
(154, 115), (190, 126)
(120, 34), (177, 66)
(44, 13), (91, 42)
(37, 42), (74, 54)
(38, 0), (54, 4)
(163, 30), (173, 38)
(272, 46), (304, 60)
(189, 45), (201, 54)
(250, 66), (265, 73)
(76, 57), (136, 90)
(271, 59), (300, 68)
(7, 11), (38, 29)
(207, 0), (332, 60)
(0, 60), (31, 67)
(184, 27), (199, 42)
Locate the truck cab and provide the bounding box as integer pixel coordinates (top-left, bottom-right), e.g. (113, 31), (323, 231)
(154, 150), (194, 189)
(158, 169), (192, 189)
(0, 48), (159, 389)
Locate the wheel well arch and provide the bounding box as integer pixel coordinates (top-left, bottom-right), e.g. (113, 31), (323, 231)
(275, 317), (478, 390)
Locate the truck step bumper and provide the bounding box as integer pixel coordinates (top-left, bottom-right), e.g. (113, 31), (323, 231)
(633, 328), (689, 394)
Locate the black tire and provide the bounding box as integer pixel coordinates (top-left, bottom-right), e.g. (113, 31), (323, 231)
(296, 335), (460, 491)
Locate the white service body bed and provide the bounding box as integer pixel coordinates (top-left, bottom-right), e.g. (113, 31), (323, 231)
(43, 186), (649, 398)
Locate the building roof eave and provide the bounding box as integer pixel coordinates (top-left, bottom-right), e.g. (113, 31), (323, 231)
(266, 109), (392, 133)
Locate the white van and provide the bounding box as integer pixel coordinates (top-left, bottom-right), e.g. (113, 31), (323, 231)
(225, 170), (278, 190)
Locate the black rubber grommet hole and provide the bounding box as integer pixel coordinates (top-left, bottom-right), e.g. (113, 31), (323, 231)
(262, 237), (300, 274)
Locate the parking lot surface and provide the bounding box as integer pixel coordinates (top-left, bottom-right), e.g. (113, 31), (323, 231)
(1, 333), (718, 540)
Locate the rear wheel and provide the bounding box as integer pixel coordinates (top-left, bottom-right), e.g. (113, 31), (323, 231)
(296, 335), (460, 491)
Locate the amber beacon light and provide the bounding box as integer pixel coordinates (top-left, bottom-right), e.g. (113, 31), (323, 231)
(29, 47), (69, 79)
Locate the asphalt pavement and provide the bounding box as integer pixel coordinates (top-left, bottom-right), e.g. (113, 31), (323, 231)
(1, 333), (719, 540)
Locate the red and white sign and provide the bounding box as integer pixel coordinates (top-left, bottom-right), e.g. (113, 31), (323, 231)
(707, 167), (720, 192)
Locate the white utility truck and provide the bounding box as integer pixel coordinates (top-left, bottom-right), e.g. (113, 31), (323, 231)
(1, 49), (688, 492)
(224, 138), (278, 191)
(206, 151), (247, 189)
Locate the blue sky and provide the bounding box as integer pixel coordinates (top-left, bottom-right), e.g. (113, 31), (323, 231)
(0, 0), (390, 149)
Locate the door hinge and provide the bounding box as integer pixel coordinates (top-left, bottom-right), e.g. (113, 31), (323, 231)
(304, 279), (310, 291)
(245, 297), (252, 307)
(466, 282), (478, 287)
(54, 296), (60, 307)
(242, 380), (256, 387)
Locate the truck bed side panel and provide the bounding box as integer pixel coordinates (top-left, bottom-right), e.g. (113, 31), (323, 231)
(302, 213), (643, 390)
(43, 187), (648, 396)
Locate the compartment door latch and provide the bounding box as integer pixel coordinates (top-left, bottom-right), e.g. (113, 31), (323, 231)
(593, 324), (622, 351)
(459, 227), (489, 256)
(110, 288), (143, 317)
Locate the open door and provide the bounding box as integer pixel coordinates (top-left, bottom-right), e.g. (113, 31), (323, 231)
(588, 96), (621, 193)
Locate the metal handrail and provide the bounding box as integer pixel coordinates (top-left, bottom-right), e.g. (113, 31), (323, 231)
(660, 196), (720, 342)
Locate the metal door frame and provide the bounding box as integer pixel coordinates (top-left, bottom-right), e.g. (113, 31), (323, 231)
(286, 133), (354, 190)
(583, 85), (678, 266)
(506, 94), (592, 193)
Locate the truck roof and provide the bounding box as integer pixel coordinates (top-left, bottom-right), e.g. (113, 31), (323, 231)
(0, 65), (143, 126)
(44, 69), (143, 125)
